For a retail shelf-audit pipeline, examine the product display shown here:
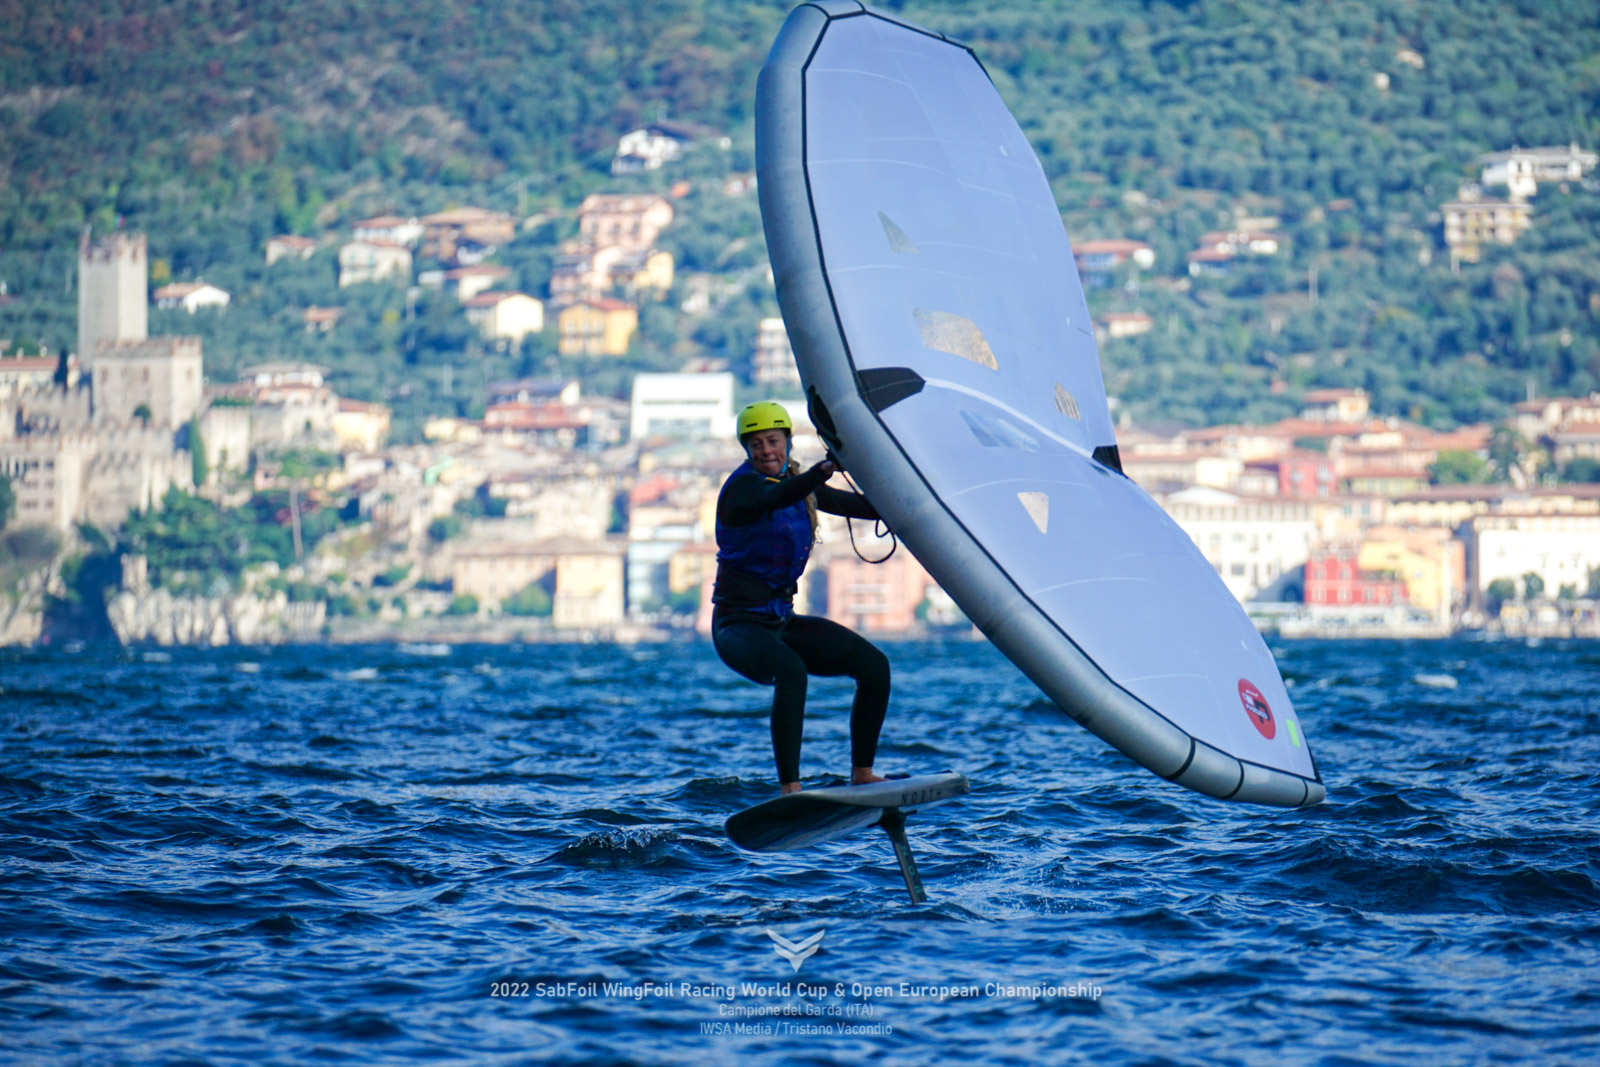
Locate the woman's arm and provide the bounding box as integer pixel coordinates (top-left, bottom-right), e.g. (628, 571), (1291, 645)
(814, 483), (879, 521)
(718, 462), (833, 526)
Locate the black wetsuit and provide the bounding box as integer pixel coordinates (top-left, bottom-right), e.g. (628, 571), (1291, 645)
(711, 461), (888, 786)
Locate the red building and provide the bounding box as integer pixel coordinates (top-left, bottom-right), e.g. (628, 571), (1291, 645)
(1248, 451), (1337, 499)
(1303, 548), (1408, 607)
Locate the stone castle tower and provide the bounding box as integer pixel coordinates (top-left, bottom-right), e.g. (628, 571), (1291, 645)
(77, 230), (149, 364)
(77, 231), (201, 428)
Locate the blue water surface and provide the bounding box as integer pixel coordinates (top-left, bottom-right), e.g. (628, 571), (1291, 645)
(2, 637), (1598, 1065)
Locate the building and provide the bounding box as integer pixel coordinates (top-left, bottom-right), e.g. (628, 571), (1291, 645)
(449, 538), (626, 629)
(1197, 230), (1282, 256)
(1479, 144), (1598, 200)
(444, 265), (513, 302)
(627, 502), (701, 615)
(610, 248), (674, 298)
(331, 399), (391, 453)
(77, 231), (148, 366)
(1073, 238), (1155, 288)
(302, 306), (344, 334)
(351, 215), (424, 247)
(230, 362), (339, 450)
(752, 318), (800, 386)
(554, 547), (627, 629)
(0, 356), (63, 400)
(1094, 311), (1154, 341)
(557, 299), (637, 357)
(1160, 486), (1318, 602)
(1304, 547), (1409, 608)
(338, 240), (412, 287)
(629, 373), (736, 440)
(464, 292), (544, 343)
(420, 208), (515, 263)
(1300, 388), (1371, 423)
(93, 337), (204, 428)
(265, 235), (317, 264)
(549, 244), (622, 308)
(1122, 451), (1244, 493)
(1186, 248), (1234, 276)
(153, 281), (231, 314)
(1245, 451), (1337, 500)
(0, 231), (201, 533)
(1441, 193), (1532, 263)
(577, 194), (674, 253)
(611, 126), (688, 173)
(1469, 513), (1600, 605)
(825, 551), (933, 633)
(488, 378), (581, 408)
(1357, 526), (1465, 622)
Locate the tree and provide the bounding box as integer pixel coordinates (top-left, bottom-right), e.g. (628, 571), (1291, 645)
(1488, 427), (1528, 484)
(446, 593), (479, 616)
(0, 475), (13, 530)
(502, 581), (553, 617)
(1561, 457), (1600, 484)
(1522, 571), (1545, 600)
(189, 417), (208, 488)
(1429, 450), (1488, 485)
(428, 515), (464, 542)
(1486, 577), (1516, 614)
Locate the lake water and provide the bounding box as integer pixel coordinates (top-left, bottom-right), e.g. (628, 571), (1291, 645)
(2, 637), (1598, 1064)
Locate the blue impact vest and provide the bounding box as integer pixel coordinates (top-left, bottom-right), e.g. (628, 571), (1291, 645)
(714, 461), (813, 617)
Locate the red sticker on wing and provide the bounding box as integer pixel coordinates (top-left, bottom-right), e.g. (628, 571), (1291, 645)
(1238, 679), (1275, 739)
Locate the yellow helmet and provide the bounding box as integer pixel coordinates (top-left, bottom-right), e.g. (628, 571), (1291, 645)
(737, 401), (792, 439)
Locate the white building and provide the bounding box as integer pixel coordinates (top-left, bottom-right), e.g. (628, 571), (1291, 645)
(1479, 144), (1598, 200)
(265, 235), (317, 264)
(1470, 514), (1600, 601)
(464, 291), (544, 343)
(629, 373), (736, 441)
(351, 215), (424, 247)
(1159, 486), (1319, 602)
(752, 317), (800, 386)
(153, 281), (231, 313)
(338, 240), (412, 287)
(611, 128), (687, 173)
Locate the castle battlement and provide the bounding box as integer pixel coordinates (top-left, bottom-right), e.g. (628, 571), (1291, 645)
(78, 230), (147, 265)
(97, 336), (203, 360)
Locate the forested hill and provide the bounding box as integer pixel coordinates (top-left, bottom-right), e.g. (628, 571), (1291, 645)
(2, 0), (1598, 432)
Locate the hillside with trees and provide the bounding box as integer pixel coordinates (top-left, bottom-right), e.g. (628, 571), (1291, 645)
(2, 0), (1598, 434)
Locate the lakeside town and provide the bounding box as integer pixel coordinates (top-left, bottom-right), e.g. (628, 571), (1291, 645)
(2, 131), (1599, 647)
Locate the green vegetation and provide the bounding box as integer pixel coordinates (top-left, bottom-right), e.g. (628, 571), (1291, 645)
(1429, 450), (1489, 485)
(123, 488), (341, 594)
(0, 476), (14, 529)
(0, 525), (61, 595)
(502, 581), (553, 617)
(2, 0), (1598, 431)
(374, 564), (412, 587)
(1563, 457), (1600, 483)
(1486, 576), (1516, 614)
(446, 593), (480, 616)
(427, 515), (465, 543)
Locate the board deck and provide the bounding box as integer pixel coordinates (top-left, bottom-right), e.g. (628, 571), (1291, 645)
(724, 772), (970, 852)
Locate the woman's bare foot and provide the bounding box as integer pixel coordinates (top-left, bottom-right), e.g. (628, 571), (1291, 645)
(780, 781), (803, 795)
(851, 766), (888, 785)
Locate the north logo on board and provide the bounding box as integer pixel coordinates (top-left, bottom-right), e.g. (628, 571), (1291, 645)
(1237, 679), (1275, 739)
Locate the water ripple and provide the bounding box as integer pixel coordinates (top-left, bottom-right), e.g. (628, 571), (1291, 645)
(1, 638), (1598, 1064)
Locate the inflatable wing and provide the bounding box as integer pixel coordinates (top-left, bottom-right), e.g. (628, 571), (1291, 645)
(757, 2), (1324, 807)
